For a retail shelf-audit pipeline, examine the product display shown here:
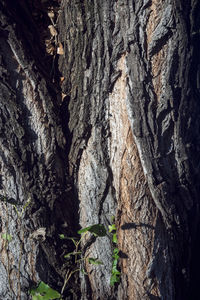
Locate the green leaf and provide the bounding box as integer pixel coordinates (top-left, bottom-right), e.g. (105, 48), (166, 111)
(113, 248), (119, 255)
(32, 295), (44, 300)
(110, 272), (120, 286)
(59, 234), (65, 239)
(64, 251), (82, 259)
(110, 246), (120, 287)
(112, 266), (120, 275)
(112, 264), (120, 273)
(78, 224), (107, 237)
(31, 296), (39, 300)
(88, 257), (103, 265)
(30, 288), (35, 296)
(110, 268), (121, 286)
(80, 268), (88, 275)
(77, 226), (91, 234)
(110, 275), (117, 286)
(2, 233), (12, 241)
(108, 224), (116, 233)
(30, 281), (60, 299)
(112, 259), (118, 268)
(113, 253), (119, 260)
(112, 233), (117, 243)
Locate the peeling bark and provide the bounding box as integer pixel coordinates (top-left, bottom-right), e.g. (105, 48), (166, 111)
(0, 0), (200, 299)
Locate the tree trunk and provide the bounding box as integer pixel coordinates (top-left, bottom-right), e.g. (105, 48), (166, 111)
(0, 1), (79, 299)
(0, 0), (200, 299)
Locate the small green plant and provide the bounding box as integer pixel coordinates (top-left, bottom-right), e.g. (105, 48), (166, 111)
(30, 281), (61, 300)
(60, 224), (106, 295)
(31, 222), (120, 299)
(110, 248), (121, 286)
(109, 218), (121, 286)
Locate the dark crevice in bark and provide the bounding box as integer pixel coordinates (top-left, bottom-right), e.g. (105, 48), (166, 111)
(0, 1), (50, 79)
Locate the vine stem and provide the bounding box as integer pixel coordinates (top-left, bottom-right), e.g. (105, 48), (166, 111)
(60, 268), (80, 296)
(60, 231), (88, 296)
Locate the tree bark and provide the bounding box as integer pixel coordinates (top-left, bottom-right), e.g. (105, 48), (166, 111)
(0, 1), (79, 299)
(0, 0), (200, 299)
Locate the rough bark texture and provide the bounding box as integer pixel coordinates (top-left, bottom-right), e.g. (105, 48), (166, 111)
(0, 0), (200, 299)
(0, 1), (79, 299)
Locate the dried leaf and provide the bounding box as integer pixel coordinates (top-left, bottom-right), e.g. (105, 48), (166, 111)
(48, 25), (57, 37)
(45, 39), (55, 55)
(30, 227), (46, 241)
(62, 93), (67, 101)
(57, 42), (64, 55)
(48, 10), (55, 19)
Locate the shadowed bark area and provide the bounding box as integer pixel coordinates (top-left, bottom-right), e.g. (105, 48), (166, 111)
(0, 0), (200, 299)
